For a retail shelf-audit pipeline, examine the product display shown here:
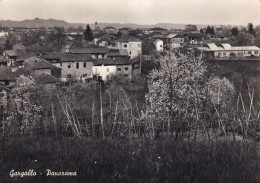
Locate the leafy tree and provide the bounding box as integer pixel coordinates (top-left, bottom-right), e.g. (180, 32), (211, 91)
(230, 32), (255, 46)
(4, 75), (42, 135)
(248, 23), (255, 36)
(145, 50), (235, 139)
(231, 27), (238, 36)
(84, 24), (93, 42)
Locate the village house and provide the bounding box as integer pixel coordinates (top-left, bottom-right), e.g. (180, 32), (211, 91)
(0, 56), (8, 67)
(92, 57), (141, 81)
(24, 57), (61, 78)
(184, 32), (206, 46)
(195, 43), (260, 59)
(35, 73), (60, 85)
(0, 66), (16, 87)
(0, 30), (9, 37)
(60, 53), (93, 80)
(2, 50), (19, 66)
(153, 39), (163, 52)
(70, 47), (108, 59)
(114, 36), (142, 59)
(165, 33), (185, 48)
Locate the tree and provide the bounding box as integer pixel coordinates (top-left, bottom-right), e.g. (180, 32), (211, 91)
(84, 24), (93, 42)
(4, 38), (12, 50)
(248, 23), (255, 36)
(231, 32), (255, 46)
(200, 28), (204, 34)
(145, 50), (236, 139)
(231, 27), (238, 36)
(3, 75), (42, 136)
(211, 26), (215, 36)
(206, 25), (212, 35)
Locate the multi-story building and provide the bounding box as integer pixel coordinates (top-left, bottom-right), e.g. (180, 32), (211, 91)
(114, 37), (142, 59)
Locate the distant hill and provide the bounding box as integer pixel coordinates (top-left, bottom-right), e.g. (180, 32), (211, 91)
(0, 18), (234, 30)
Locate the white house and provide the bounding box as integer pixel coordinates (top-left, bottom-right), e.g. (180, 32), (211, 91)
(93, 57), (141, 81)
(114, 37), (142, 59)
(153, 39), (163, 52)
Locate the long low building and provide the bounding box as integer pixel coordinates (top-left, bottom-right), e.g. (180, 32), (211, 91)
(195, 43), (260, 59)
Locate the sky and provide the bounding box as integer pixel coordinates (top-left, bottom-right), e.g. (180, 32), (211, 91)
(0, 0), (259, 25)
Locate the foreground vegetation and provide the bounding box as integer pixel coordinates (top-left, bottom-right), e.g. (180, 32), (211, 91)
(0, 136), (259, 183)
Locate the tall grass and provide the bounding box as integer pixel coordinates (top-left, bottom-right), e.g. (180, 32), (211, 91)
(0, 136), (259, 183)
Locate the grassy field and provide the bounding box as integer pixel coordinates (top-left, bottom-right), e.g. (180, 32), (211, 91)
(0, 136), (260, 183)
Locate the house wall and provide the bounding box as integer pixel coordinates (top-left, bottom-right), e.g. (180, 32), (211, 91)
(92, 65), (117, 81)
(116, 64), (133, 79)
(214, 50), (260, 58)
(154, 41), (163, 52)
(91, 53), (108, 59)
(61, 61), (93, 79)
(116, 42), (142, 59)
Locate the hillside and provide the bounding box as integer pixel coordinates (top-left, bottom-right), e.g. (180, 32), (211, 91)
(0, 18), (227, 30)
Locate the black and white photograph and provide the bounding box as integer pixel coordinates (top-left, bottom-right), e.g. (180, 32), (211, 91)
(0, 0), (260, 182)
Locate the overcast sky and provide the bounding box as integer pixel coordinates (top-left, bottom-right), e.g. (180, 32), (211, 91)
(0, 0), (259, 25)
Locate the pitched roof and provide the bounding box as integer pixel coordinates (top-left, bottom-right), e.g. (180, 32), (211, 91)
(4, 50), (18, 57)
(41, 52), (61, 61)
(61, 53), (93, 62)
(70, 47), (108, 54)
(116, 36), (141, 43)
(0, 67), (16, 81)
(35, 73), (60, 84)
(24, 57), (59, 70)
(94, 57), (140, 66)
(107, 49), (128, 57)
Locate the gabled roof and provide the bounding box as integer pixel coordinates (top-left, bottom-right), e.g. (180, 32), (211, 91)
(0, 67), (16, 81)
(70, 47), (108, 54)
(4, 50), (18, 57)
(41, 52), (61, 61)
(116, 36), (141, 43)
(24, 57), (59, 70)
(35, 73), (60, 84)
(61, 53), (93, 62)
(94, 57), (140, 66)
(107, 49), (128, 57)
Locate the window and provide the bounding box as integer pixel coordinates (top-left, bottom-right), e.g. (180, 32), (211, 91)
(67, 74), (72, 78)
(248, 51), (252, 54)
(83, 62), (86, 68)
(107, 68), (109, 72)
(223, 53), (226, 56)
(125, 67), (128, 71)
(117, 68), (121, 71)
(106, 75), (110, 80)
(124, 44), (127, 48)
(124, 74), (128, 77)
(218, 53), (221, 57)
(68, 64), (71, 68)
(82, 74), (87, 77)
(255, 51), (258, 54)
(129, 51), (131, 55)
(76, 63), (79, 69)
